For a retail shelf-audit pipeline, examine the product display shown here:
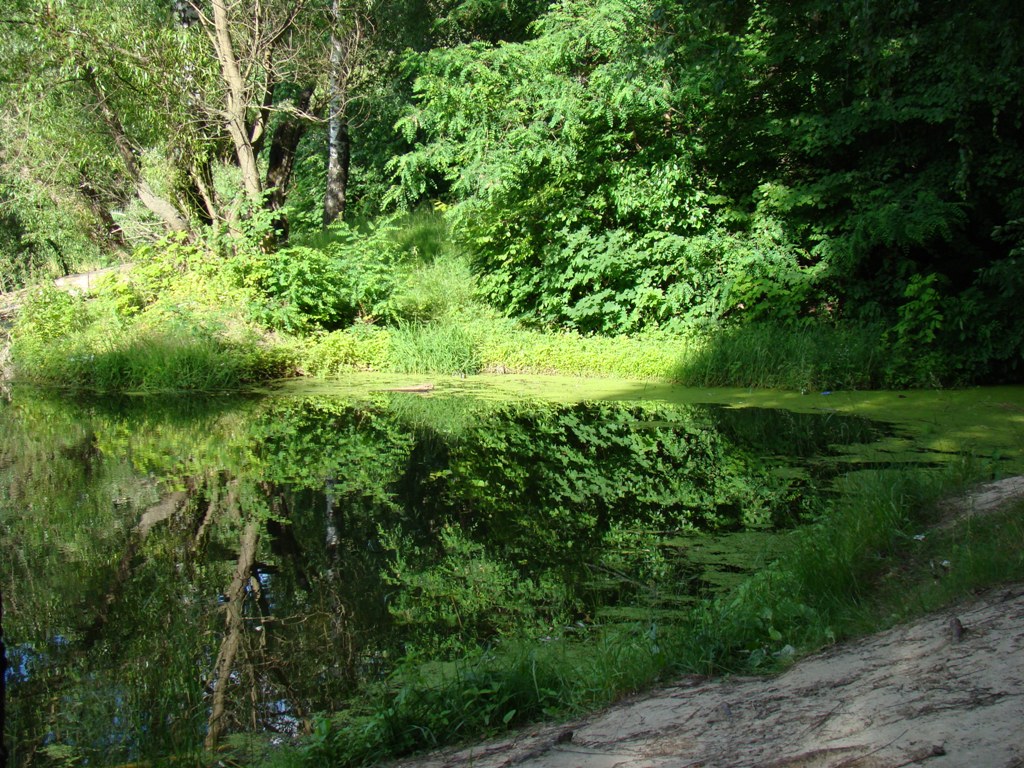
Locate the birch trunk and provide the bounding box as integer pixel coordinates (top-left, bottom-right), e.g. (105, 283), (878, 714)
(324, 0), (351, 225)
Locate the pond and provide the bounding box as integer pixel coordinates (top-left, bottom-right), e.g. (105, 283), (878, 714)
(2, 377), (1022, 766)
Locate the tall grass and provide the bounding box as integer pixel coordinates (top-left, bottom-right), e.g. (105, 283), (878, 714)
(295, 626), (671, 768)
(687, 467), (963, 671)
(474, 321), (686, 379)
(868, 496), (1024, 621)
(13, 329), (293, 393)
(670, 323), (886, 391)
(9, 284), (293, 393)
(302, 319), (888, 391)
(388, 322), (483, 376)
(389, 253), (479, 324)
(389, 208), (451, 262)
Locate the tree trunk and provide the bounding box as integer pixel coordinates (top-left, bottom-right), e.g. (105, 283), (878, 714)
(209, 0), (264, 206)
(324, 0), (352, 226)
(189, 157), (223, 237)
(205, 520), (260, 750)
(324, 117), (350, 226)
(265, 86), (314, 213)
(85, 72), (190, 233)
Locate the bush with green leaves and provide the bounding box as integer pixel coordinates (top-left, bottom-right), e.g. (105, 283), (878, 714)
(389, 0), (839, 335)
(387, 0), (1024, 383)
(10, 285), (90, 343)
(302, 323), (393, 375)
(232, 221), (406, 333)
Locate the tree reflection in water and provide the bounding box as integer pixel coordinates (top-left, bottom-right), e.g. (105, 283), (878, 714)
(0, 388), (895, 765)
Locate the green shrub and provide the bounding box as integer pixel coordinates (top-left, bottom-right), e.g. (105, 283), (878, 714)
(12, 285), (89, 342)
(235, 221), (405, 332)
(302, 323), (392, 375)
(131, 233), (209, 304)
(883, 273), (954, 387)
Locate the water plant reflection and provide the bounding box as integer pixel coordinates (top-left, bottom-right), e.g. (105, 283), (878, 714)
(0, 388), (894, 765)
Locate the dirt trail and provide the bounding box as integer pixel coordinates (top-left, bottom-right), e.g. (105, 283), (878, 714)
(394, 586), (1024, 768)
(0, 263), (131, 319)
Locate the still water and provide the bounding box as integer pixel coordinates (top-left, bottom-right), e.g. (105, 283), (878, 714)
(0, 379), (1014, 765)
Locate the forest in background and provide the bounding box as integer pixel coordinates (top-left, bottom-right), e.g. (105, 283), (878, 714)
(2, 0), (1023, 388)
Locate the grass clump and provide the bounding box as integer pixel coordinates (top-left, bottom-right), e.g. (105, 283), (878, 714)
(868, 496), (1024, 622)
(389, 252), (478, 324)
(670, 323), (886, 392)
(289, 626), (670, 768)
(474, 321), (687, 379)
(11, 275), (293, 393)
(389, 322), (483, 376)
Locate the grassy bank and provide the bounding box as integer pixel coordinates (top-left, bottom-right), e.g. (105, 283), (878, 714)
(233, 460), (1023, 768)
(3, 215), (943, 394)
(5, 294), (892, 393)
(7, 272), (296, 393)
(300, 319), (887, 391)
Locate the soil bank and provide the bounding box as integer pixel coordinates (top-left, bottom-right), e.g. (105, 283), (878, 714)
(392, 585), (1024, 768)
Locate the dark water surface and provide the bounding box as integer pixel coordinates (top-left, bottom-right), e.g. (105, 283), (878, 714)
(0, 383), (944, 765)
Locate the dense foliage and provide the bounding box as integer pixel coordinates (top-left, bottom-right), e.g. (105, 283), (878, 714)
(2, 0), (1023, 385)
(394, 0), (1024, 381)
